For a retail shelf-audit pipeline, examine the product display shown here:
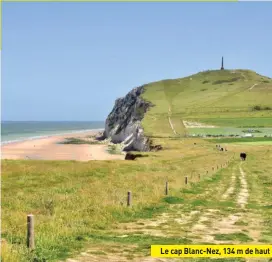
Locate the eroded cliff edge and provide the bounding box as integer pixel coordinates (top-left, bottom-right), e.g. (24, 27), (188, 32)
(103, 85), (153, 151)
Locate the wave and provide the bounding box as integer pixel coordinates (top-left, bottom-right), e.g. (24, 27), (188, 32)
(1, 128), (104, 145)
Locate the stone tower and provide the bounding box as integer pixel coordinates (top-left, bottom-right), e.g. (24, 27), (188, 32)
(221, 56), (224, 70)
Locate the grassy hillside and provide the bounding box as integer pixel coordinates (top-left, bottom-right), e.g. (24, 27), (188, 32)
(141, 70), (272, 137)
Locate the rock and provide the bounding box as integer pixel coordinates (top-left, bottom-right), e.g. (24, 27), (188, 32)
(103, 85), (154, 151)
(125, 153), (137, 160)
(125, 152), (146, 160)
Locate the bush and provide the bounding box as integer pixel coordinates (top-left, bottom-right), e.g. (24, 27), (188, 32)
(252, 105), (271, 111)
(212, 77), (241, 85)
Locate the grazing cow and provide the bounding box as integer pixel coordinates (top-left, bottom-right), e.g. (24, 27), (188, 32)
(240, 152), (247, 161)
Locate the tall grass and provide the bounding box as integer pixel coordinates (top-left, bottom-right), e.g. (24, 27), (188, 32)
(2, 138), (233, 261)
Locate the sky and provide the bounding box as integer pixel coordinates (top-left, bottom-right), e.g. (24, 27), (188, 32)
(2, 2), (272, 121)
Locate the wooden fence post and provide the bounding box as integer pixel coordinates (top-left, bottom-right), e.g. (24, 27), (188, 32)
(127, 191), (131, 207)
(198, 174), (201, 181)
(165, 181), (169, 195)
(185, 176), (188, 185)
(27, 214), (34, 250)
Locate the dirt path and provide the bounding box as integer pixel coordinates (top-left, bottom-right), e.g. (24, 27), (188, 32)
(63, 163), (231, 262)
(189, 163), (264, 245)
(248, 83), (258, 90)
(237, 165), (249, 209)
(182, 120), (216, 128)
(222, 171), (236, 200)
(241, 72), (248, 82)
(63, 161), (268, 262)
(168, 106), (177, 135)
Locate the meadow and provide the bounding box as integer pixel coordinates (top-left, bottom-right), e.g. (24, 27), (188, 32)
(2, 69), (272, 261)
(2, 136), (272, 261)
(187, 127), (272, 137)
(141, 69), (272, 137)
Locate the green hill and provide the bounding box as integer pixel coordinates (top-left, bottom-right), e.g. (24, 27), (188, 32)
(140, 69), (272, 137)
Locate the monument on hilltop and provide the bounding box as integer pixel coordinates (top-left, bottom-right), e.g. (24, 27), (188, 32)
(221, 56), (224, 70)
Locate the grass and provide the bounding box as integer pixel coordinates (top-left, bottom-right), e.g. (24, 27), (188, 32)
(141, 70), (272, 137)
(59, 137), (100, 145)
(187, 127), (272, 137)
(2, 69), (272, 261)
(163, 196), (184, 204)
(213, 233), (253, 242)
(107, 143), (124, 155)
(207, 136), (272, 144)
(2, 138), (235, 261)
(2, 140), (272, 261)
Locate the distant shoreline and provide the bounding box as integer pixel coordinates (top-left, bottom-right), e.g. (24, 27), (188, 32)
(1, 128), (104, 146)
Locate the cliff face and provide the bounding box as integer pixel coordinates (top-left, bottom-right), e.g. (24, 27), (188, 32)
(103, 85), (153, 151)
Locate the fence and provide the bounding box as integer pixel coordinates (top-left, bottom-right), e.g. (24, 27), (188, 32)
(23, 155), (236, 250)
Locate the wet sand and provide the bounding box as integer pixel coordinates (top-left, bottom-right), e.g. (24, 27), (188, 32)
(1, 130), (124, 161)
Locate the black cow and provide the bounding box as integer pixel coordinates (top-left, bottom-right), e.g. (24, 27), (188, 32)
(240, 152), (247, 161)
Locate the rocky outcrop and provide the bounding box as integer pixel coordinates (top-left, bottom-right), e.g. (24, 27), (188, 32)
(103, 85), (153, 151)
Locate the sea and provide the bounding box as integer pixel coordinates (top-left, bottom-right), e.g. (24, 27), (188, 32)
(1, 121), (105, 145)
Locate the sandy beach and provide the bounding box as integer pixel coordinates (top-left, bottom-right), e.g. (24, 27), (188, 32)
(1, 130), (124, 161)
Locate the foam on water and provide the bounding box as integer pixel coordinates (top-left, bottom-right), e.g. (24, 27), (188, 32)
(1, 128), (104, 145)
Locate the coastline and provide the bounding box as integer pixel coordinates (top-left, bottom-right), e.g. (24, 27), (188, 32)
(1, 129), (124, 161)
(1, 128), (105, 146)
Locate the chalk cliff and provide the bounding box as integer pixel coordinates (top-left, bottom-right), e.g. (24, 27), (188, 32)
(103, 85), (153, 151)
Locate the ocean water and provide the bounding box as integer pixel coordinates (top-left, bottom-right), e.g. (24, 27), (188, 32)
(1, 121), (105, 144)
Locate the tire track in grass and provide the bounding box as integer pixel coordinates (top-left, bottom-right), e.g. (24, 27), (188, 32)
(63, 160), (232, 262)
(188, 165), (238, 243)
(237, 164), (249, 209)
(189, 162), (265, 246)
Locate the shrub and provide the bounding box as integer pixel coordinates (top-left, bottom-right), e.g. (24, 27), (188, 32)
(212, 77), (241, 85)
(252, 105), (271, 111)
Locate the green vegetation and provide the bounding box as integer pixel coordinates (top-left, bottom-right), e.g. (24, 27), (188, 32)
(163, 196), (184, 204)
(213, 233), (253, 242)
(107, 143), (124, 155)
(193, 117), (272, 128)
(187, 127), (272, 137)
(141, 70), (272, 137)
(207, 137), (272, 144)
(1, 138), (235, 261)
(2, 69), (272, 261)
(252, 105), (272, 111)
(2, 138), (272, 261)
(59, 137), (100, 145)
